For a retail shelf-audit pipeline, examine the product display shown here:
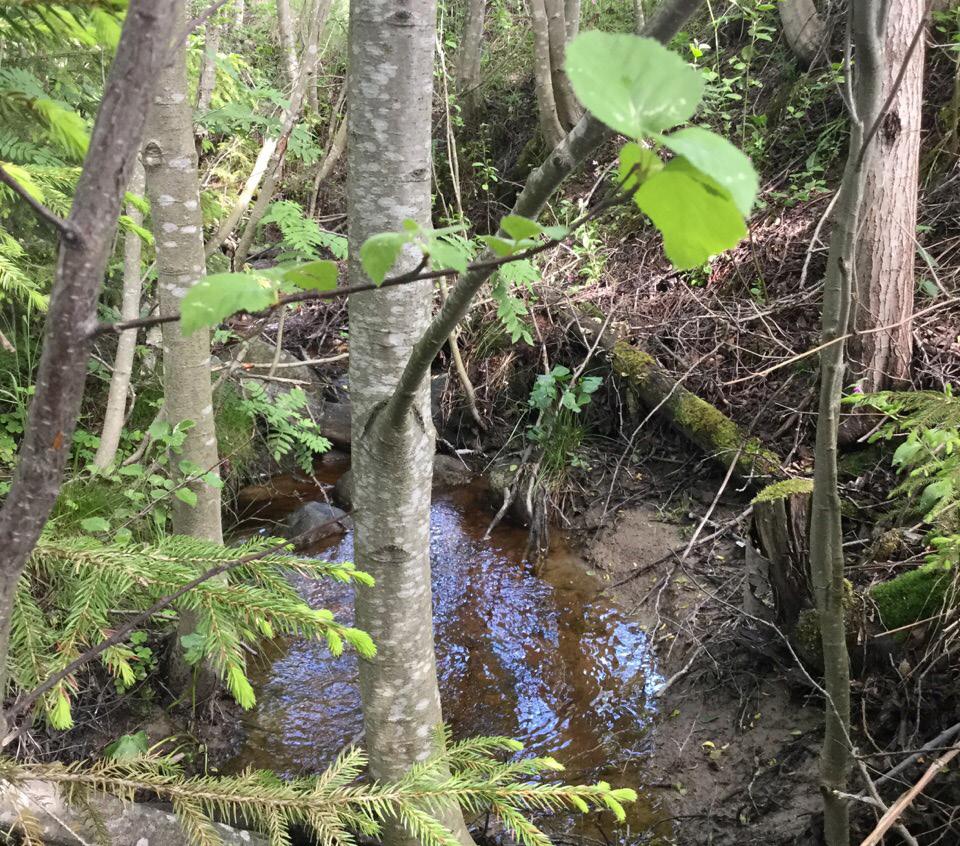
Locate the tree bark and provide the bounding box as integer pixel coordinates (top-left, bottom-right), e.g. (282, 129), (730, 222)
(93, 161), (146, 471)
(809, 5), (885, 844)
(346, 0), (473, 843)
(565, 0), (580, 40)
(197, 18), (220, 111)
(778, 0), (827, 68)
(528, 0), (566, 149)
(144, 0), (223, 546)
(455, 0), (486, 121)
(847, 0), (925, 395)
(276, 0), (301, 86)
(544, 0), (581, 128)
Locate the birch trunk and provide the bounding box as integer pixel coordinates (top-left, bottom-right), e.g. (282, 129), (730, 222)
(809, 4), (885, 843)
(346, 0), (473, 842)
(544, 0), (581, 128)
(197, 19), (220, 111)
(144, 0), (223, 546)
(528, 0), (565, 149)
(455, 0), (485, 120)
(277, 0), (301, 85)
(848, 0), (925, 394)
(564, 0), (580, 40)
(93, 161), (145, 470)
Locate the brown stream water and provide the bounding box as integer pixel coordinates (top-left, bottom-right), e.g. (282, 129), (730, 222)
(229, 467), (664, 838)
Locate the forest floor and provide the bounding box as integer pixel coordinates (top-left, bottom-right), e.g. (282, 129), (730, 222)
(587, 503), (824, 845)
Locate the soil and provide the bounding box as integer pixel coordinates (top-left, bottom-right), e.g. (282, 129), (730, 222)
(587, 506), (824, 845)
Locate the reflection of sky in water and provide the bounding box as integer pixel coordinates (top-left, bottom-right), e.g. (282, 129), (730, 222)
(230, 487), (661, 786)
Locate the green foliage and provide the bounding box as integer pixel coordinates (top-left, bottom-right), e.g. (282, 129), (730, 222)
(847, 388), (960, 527)
(259, 200), (348, 262)
(2, 732), (637, 846)
(565, 30), (757, 269)
(11, 535), (373, 729)
(870, 558), (957, 633)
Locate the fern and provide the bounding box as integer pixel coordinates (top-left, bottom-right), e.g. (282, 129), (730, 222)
(13, 535), (374, 729)
(260, 199), (349, 261)
(0, 732), (637, 846)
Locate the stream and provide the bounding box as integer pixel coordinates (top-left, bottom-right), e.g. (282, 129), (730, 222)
(229, 467), (665, 838)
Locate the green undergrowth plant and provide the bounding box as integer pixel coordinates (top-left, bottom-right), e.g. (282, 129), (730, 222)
(1, 732), (637, 846)
(11, 534), (373, 730)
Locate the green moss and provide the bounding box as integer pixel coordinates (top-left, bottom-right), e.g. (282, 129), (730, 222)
(753, 478), (814, 504)
(870, 561), (956, 632)
(611, 342), (655, 382)
(673, 393), (742, 452)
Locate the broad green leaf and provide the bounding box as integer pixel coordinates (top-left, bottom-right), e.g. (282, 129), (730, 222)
(480, 235), (519, 257)
(283, 260), (338, 291)
(660, 127), (758, 215)
(633, 157), (747, 269)
(80, 516), (110, 533)
(105, 731), (149, 761)
(359, 232), (409, 284)
(618, 142), (662, 193)
(427, 235), (473, 273)
(180, 273), (278, 334)
(175, 488), (198, 507)
(566, 32), (705, 136)
(501, 215), (544, 240)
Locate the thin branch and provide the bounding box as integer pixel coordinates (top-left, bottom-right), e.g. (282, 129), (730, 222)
(0, 165), (76, 243)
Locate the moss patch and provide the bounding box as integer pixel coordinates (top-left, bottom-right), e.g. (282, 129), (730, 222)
(870, 561), (956, 632)
(611, 341), (655, 382)
(753, 478), (814, 504)
(214, 383), (258, 482)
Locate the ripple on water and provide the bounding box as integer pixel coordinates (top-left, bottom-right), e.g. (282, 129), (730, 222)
(229, 482), (662, 799)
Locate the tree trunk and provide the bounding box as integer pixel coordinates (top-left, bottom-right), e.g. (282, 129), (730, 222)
(847, 0), (924, 396)
(809, 5), (885, 843)
(544, 0), (581, 128)
(528, 0), (565, 149)
(276, 0), (301, 86)
(564, 0), (580, 40)
(455, 0), (485, 121)
(93, 161), (145, 471)
(197, 19), (220, 111)
(143, 0), (224, 696)
(0, 0), (176, 737)
(346, 0), (473, 843)
(778, 0), (827, 68)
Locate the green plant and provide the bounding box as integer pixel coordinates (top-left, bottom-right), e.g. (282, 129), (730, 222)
(259, 199), (348, 262)
(11, 534), (374, 729)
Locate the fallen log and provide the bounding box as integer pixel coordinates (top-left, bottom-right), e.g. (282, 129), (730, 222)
(0, 779), (267, 846)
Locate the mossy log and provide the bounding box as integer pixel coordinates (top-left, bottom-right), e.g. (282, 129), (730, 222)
(610, 340), (782, 481)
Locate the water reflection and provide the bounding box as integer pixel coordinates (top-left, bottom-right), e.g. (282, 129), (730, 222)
(230, 481), (661, 800)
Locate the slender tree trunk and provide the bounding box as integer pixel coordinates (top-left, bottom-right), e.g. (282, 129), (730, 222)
(528, 0), (565, 149)
(778, 0), (827, 68)
(848, 0), (925, 395)
(544, 0), (581, 128)
(276, 0), (301, 86)
(93, 161), (145, 470)
(455, 0), (485, 121)
(346, 0), (473, 843)
(197, 19), (220, 111)
(308, 116), (346, 218)
(144, 0), (223, 545)
(809, 5), (885, 844)
(0, 0), (176, 736)
(564, 0), (580, 40)
(232, 0), (245, 31)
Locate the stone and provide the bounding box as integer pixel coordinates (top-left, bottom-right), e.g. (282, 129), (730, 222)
(284, 501), (351, 542)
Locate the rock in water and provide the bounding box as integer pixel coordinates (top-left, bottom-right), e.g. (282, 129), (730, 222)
(285, 501), (351, 542)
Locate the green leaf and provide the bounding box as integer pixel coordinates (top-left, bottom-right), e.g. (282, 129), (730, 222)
(479, 235), (520, 257)
(618, 142), (662, 193)
(565, 32), (705, 136)
(283, 260), (338, 291)
(633, 157), (747, 269)
(660, 127), (758, 215)
(180, 273), (279, 334)
(360, 232), (409, 283)
(175, 488), (198, 507)
(80, 516), (110, 533)
(105, 731), (149, 761)
(501, 215), (544, 240)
